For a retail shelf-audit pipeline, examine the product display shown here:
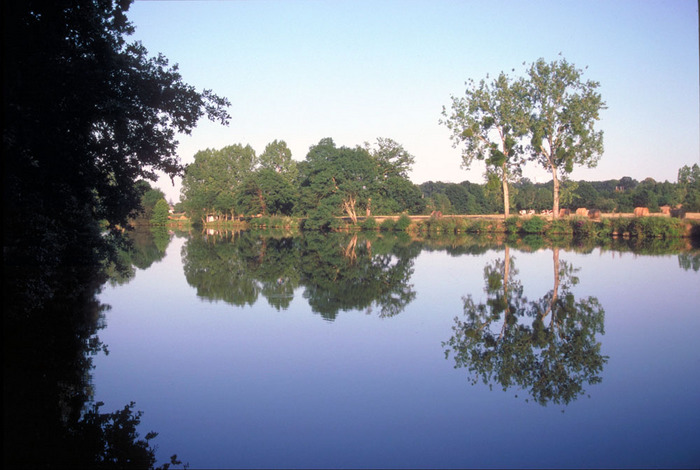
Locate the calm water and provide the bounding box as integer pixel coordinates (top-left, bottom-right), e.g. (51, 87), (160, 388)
(92, 231), (700, 469)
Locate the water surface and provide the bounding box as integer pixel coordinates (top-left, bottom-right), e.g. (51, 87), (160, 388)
(93, 231), (700, 468)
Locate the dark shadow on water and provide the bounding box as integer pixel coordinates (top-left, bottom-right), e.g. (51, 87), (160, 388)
(3, 227), (181, 469)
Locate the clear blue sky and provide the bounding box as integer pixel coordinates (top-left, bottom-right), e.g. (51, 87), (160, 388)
(127, 0), (699, 203)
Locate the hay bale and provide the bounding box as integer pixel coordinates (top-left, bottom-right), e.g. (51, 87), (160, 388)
(575, 208), (588, 217)
(633, 207), (650, 217)
(588, 209), (601, 220)
(559, 208), (571, 217)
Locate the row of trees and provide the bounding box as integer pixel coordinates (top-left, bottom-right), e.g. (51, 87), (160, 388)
(177, 143), (700, 224)
(421, 165), (700, 215)
(440, 56), (605, 219)
(180, 137), (425, 224)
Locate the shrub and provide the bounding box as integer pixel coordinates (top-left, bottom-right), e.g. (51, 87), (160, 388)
(394, 213), (412, 231)
(547, 218), (573, 235)
(504, 216), (520, 234)
(440, 217), (458, 233)
(629, 217), (684, 239)
(521, 216), (546, 234)
(360, 216), (378, 231)
(380, 218), (396, 231)
(150, 199), (170, 226)
(303, 206), (335, 231)
(572, 218), (601, 238)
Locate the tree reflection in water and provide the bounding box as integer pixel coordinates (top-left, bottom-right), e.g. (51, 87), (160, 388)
(181, 231), (420, 320)
(443, 246), (608, 406)
(3, 228), (180, 468)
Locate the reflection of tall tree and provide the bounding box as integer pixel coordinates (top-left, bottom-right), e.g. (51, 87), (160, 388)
(444, 247), (607, 406)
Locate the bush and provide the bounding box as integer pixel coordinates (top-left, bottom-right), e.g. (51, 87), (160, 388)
(571, 217), (601, 238)
(150, 199), (170, 226)
(521, 216), (546, 234)
(360, 216), (378, 231)
(504, 216), (520, 234)
(380, 218), (396, 231)
(303, 206), (336, 231)
(628, 217), (684, 239)
(394, 213), (412, 231)
(547, 218), (573, 235)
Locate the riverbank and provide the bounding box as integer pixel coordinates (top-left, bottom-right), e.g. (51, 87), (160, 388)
(197, 212), (699, 239)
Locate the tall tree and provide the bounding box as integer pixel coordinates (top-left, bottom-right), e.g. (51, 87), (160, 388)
(526, 57), (605, 218)
(441, 72), (529, 218)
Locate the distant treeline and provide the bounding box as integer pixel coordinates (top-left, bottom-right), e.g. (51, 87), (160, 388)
(419, 172), (700, 215)
(136, 137), (699, 227)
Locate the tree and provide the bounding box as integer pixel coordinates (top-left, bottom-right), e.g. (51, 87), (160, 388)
(678, 164), (700, 211)
(364, 137), (416, 180)
(258, 139), (298, 184)
(236, 169), (296, 216)
(180, 144), (257, 222)
(3, 0), (230, 315)
(136, 180), (167, 222)
(300, 138), (379, 224)
(3, 1), (228, 466)
(363, 138), (421, 214)
(441, 72), (529, 218)
(150, 199), (170, 226)
(526, 57), (606, 218)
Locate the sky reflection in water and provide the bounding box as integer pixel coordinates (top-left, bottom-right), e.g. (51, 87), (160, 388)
(93, 232), (700, 469)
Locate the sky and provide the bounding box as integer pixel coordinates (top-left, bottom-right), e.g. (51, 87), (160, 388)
(125, 0), (700, 203)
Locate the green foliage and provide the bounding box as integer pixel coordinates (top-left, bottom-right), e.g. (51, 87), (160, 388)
(181, 144), (257, 220)
(521, 216), (546, 233)
(678, 163), (700, 211)
(237, 169), (295, 216)
(150, 199), (170, 226)
(628, 217), (685, 239)
(137, 181), (167, 221)
(441, 72), (529, 217)
(361, 217), (378, 231)
(526, 57), (606, 215)
(258, 139), (298, 183)
(547, 217), (572, 234)
(364, 137), (416, 179)
(394, 214), (412, 231)
(505, 216), (520, 233)
(380, 218), (396, 231)
(299, 138), (378, 223)
(303, 204), (337, 231)
(571, 218), (602, 238)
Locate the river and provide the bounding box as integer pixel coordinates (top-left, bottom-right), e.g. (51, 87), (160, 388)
(92, 230), (700, 468)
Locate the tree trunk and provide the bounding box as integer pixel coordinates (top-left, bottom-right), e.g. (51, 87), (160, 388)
(499, 245), (511, 340)
(343, 196), (357, 224)
(257, 188), (266, 215)
(551, 166), (560, 219)
(501, 163), (510, 219)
